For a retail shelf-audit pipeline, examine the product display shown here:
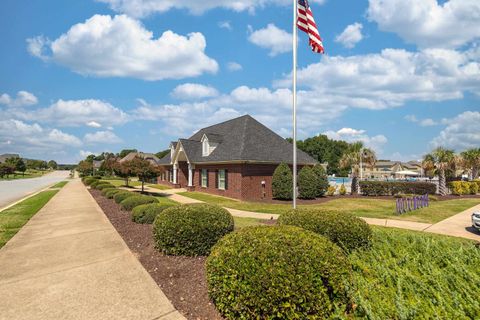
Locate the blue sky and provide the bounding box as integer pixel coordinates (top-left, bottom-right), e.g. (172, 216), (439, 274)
(0, 0), (479, 163)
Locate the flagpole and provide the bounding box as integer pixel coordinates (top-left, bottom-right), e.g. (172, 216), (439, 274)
(292, 0), (298, 209)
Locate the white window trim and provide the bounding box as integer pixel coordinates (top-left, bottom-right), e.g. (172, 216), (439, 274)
(201, 169), (208, 187)
(218, 169), (226, 190)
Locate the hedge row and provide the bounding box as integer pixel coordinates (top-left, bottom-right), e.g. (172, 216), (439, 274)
(359, 181), (437, 196)
(120, 195), (158, 211)
(131, 203), (174, 224)
(448, 181), (480, 195)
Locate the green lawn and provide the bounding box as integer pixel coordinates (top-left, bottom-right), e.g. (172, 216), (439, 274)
(146, 184), (172, 190)
(50, 181), (69, 189)
(178, 192), (480, 223)
(233, 217), (264, 230)
(0, 190), (58, 248)
(347, 227), (480, 318)
(101, 179), (142, 187)
(0, 169), (49, 181)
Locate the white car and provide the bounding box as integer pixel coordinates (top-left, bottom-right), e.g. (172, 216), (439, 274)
(472, 211), (480, 231)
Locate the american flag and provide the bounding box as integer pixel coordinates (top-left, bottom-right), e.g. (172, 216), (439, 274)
(297, 0), (324, 54)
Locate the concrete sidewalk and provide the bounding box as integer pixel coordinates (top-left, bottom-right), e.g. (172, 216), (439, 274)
(425, 203), (480, 241)
(0, 179), (185, 320)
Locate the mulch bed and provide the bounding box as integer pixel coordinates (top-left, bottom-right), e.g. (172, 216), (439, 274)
(89, 189), (224, 320)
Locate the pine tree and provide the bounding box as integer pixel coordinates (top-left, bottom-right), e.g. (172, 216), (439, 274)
(312, 164), (329, 197)
(298, 166), (317, 199)
(272, 163), (293, 200)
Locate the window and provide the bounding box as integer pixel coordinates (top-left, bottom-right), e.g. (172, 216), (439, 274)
(218, 170), (226, 190)
(202, 139), (209, 157)
(201, 169), (208, 187)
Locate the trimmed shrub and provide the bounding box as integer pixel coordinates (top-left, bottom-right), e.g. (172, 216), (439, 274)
(312, 164), (329, 197)
(95, 183), (114, 191)
(120, 195), (158, 211)
(279, 208), (372, 252)
(327, 185), (337, 196)
(206, 225), (352, 319)
(114, 191), (137, 204)
(83, 177), (96, 186)
(105, 188), (122, 199)
(298, 166), (317, 199)
(360, 181), (437, 196)
(339, 184), (347, 195)
(131, 203), (175, 224)
(90, 180), (101, 188)
(449, 181), (478, 195)
(101, 187), (116, 196)
(153, 203), (234, 256)
(272, 163), (293, 200)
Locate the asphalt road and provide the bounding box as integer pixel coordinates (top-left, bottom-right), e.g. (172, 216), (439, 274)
(0, 171), (71, 209)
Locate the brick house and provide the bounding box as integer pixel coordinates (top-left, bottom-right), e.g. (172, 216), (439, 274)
(157, 115), (316, 200)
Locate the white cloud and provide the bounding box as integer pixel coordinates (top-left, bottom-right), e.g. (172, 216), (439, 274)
(324, 127), (388, 154)
(27, 14), (218, 81)
(419, 118), (437, 127)
(218, 21), (232, 30)
(404, 114), (418, 123)
(14, 99), (129, 127)
(227, 62), (243, 71)
(335, 23), (363, 49)
(431, 111), (480, 150)
(0, 119), (82, 154)
(79, 150), (97, 159)
(86, 121), (102, 128)
(0, 91), (38, 108)
(84, 130), (122, 144)
(275, 48), (480, 110)
(97, 0), (325, 17)
(367, 0), (480, 48)
(171, 83), (219, 100)
(248, 24), (291, 56)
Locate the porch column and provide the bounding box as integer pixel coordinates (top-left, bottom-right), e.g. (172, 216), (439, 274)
(173, 163), (178, 184)
(188, 164), (194, 187)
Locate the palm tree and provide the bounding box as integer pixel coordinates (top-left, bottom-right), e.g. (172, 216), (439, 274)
(422, 147), (455, 196)
(460, 148), (480, 180)
(339, 142), (377, 194)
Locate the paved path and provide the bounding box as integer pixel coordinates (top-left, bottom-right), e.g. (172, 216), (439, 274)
(0, 179), (185, 320)
(0, 170), (70, 209)
(424, 204), (480, 241)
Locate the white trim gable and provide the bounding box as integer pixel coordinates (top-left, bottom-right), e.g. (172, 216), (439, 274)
(201, 134), (218, 157)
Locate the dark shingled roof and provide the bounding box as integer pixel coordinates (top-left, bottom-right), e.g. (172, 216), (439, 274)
(158, 115), (316, 165)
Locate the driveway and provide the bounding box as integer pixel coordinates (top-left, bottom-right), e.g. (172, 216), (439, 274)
(0, 171), (70, 209)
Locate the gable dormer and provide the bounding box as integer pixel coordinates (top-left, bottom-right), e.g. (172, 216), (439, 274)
(201, 134), (221, 157)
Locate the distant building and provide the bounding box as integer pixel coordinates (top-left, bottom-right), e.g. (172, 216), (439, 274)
(157, 115), (316, 200)
(0, 153), (20, 163)
(119, 152), (160, 166)
(363, 160), (423, 179)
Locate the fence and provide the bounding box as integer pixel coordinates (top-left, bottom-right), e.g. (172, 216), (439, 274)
(395, 194), (429, 215)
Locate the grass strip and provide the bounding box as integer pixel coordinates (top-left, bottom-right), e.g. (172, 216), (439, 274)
(50, 181), (69, 189)
(0, 190), (58, 248)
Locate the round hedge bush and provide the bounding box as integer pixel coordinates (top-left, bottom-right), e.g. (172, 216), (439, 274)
(114, 191), (137, 204)
(153, 203), (234, 256)
(90, 180), (101, 188)
(279, 208), (372, 252)
(95, 183), (114, 191)
(206, 225), (352, 319)
(131, 203), (175, 224)
(83, 177), (96, 186)
(105, 188), (122, 199)
(101, 187), (116, 196)
(120, 195), (158, 211)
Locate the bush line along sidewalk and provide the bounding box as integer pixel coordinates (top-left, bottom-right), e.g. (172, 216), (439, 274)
(0, 190), (58, 248)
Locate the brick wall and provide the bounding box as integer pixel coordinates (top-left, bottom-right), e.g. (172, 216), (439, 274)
(241, 164), (277, 200)
(193, 164), (243, 199)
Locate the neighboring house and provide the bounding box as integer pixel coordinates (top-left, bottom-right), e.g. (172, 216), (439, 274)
(363, 160), (423, 179)
(119, 152), (160, 165)
(0, 153), (20, 163)
(157, 115), (317, 200)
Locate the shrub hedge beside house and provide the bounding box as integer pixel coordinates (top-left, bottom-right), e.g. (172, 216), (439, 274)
(206, 225), (352, 319)
(131, 203), (175, 224)
(272, 163), (293, 200)
(449, 181), (479, 195)
(120, 195), (158, 211)
(298, 166), (317, 199)
(360, 181), (437, 196)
